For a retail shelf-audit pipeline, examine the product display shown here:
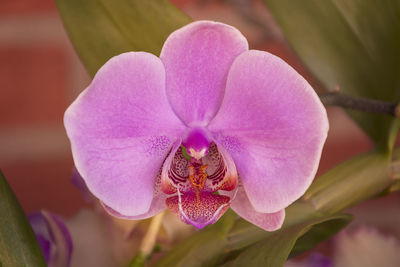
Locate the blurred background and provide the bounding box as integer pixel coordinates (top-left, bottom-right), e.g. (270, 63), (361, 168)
(0, 0), (385, 223)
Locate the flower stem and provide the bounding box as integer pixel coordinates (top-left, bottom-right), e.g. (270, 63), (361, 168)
(386, 151), (400, 192)
(319, 92), (400, 118)
(140, 211), (165, 256)
(130, 211), (165, 267)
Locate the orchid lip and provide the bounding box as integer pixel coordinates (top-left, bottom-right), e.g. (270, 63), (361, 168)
(162, 140), (239, 227)
(177, 189), (227, 229)
(175, 186), (239, 229)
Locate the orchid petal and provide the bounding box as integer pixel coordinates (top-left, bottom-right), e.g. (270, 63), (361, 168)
(165, 191), (231, 229)
(160, 20), (248, 126)
(161, 142), (190, 194)
(203, 143), (237, 192)
(64, 52), (185, 216)
(224, 186), (284, 231)
(101, 170), (166, 220)
(209, 50), (328, 213)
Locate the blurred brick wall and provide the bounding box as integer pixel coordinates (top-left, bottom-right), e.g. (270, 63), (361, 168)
(0, 0), (90, 216)
(0, 0), (373, 217)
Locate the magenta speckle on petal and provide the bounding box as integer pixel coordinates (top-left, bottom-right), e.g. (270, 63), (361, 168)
(214, 134), (242, 154)
(143, 136), (171, 156)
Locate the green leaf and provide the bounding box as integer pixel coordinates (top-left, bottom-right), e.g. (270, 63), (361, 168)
(264, 0), (400, 152)
(0, 170), (46, 267)
(155, 210), (236, 267)
(289, 214), (351, 257)
(55, 0), (191, 77)
(130, 252), (146, 267)
(224, 214), (351, 267)
(225, 150), (392, 252)
(227, 202), (319, 252)
(304, 150), (392, 214)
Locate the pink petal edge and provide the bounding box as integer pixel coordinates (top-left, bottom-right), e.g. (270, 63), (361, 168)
(225, 186), (285, 231)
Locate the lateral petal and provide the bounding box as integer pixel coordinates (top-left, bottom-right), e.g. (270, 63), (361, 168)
(226, 186), (284, 231)
(209, 50), (328, 213)
(64, 52), (185, 216)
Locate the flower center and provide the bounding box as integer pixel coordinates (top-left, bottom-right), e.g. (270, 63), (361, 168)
(183, 128), (210, 160)
(161, 136), (239, 228)
(182, 128), (213, 199)
(188, 158), (208, 203)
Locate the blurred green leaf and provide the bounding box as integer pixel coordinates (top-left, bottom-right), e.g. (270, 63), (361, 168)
(223, 214), (351, 267)
(55, 0), (191, 77)
(264, 0), (400, 152)
(226, 150), (392, 253)
(130, 252), (145, 267)
(304, 151), (392, 214)
(155, 210), (236, 267)
(0, 170), (46, 267)
(289, 214), (351, 257)
(227, 202), (319, 252)
(386, 148), (400, 192)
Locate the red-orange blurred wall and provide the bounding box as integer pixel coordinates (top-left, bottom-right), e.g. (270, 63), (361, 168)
(0, 0), (90, 216)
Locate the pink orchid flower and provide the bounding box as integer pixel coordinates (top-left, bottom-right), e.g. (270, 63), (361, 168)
(64, 21), (328, 230)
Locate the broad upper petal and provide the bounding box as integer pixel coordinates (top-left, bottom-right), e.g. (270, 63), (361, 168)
(225, 186), (284, 231)
(160, 21), (248, 126)
(209, 50), (328, 213)
(64, 52), (185, 216)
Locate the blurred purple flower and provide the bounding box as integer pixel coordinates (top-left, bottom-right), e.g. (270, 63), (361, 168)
(64, 21), (328, 230)
(29, 211), (73, 267)
(286, 226), (400, 267)
(285, 253), (332, 267)
(333, 226), (400, 266)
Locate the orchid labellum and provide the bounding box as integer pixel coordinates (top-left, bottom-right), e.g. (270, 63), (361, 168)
(64, 21), (328, 230)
